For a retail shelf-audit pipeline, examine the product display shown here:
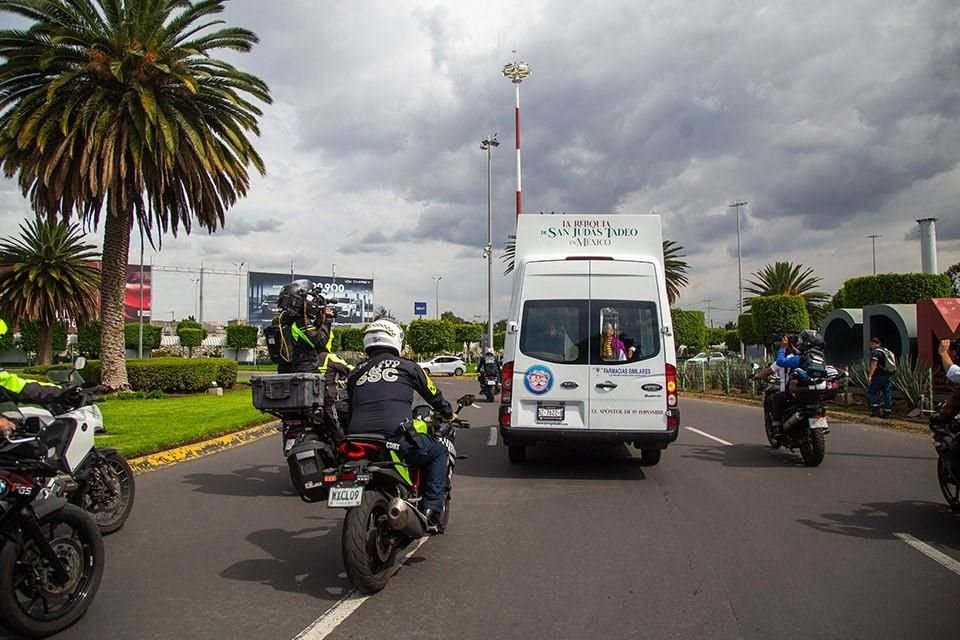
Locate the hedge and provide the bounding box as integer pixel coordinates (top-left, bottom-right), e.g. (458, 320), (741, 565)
(454, 323), (484, 347)
(77, 322), (101, 358)
(19, 321), (67, 355)
(841, 273), (953, 307)
(738, 312), (761, 347)
(671, 309), (706, 349)
(24, 360), (102, 385)
(493, 332), (505, 351)
(407, 320), (456, 355)
(125, 358), (238, 392)
(338, 328), (365, 352)
(124, 323), (162, 350)
(724, 330), (741, 353)
(226, 324), (259, 350)
(751, 295), (809, 341)
(0, 329), (13, 352)
(177, 327), (205, 353)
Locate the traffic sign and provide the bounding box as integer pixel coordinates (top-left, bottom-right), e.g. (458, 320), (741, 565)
(414, 301), (427, 316)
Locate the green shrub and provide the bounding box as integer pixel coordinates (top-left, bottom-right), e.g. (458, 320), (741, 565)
(407, 320), (456, 355)
(738, 312), (761, 347)
(177, 327), (205, 356)
(125, 358), (237, 392)
(0, 328), (13, 352)
(226, 324), (259, 351)
(724, 330), (741, 353)
(124, 323), (162, 350)
(671, 309), (706, 349)
(842, 273), (953, 307)
(23, 360), (102, 385)
(493, 332), (505, 350)
(77, 322), (101, 358)
(19, 321), (67, 355)
(338, 328), (365, 352)
(454, 323), (484, 348)
(751, 295), (810, 341)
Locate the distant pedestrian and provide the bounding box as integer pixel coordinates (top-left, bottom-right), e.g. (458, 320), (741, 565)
(867, 336), (895, 418)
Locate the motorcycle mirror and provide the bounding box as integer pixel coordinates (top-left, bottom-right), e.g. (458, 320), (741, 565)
(73, 356), (86, 371)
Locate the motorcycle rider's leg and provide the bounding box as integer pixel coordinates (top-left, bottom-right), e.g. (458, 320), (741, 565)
(398, 435), (448, 532)
(769, 392), (786, 431)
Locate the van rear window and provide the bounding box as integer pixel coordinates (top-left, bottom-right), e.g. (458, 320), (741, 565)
(520, 299), (660, 365)
(519, 301), (589, 364)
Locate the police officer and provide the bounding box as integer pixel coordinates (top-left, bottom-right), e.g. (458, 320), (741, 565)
(275, 281), (350, 442)
(0, 319), (78, 437)
(477, 348), (500, 383)
(345, 319), (457, 533)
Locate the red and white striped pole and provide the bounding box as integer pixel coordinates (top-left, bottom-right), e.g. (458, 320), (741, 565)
(502, 55), (531, 221)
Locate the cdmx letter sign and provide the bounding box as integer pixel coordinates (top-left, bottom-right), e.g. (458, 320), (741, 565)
(414, 302), (427, 316)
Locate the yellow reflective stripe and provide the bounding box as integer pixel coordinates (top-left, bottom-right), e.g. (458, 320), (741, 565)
(291, 323), (315, 348)
(425, 373), (438, 396)
(0, 371), (27, 394)
(391, 449), (412, 485)
(413, 418), (428, 434)
(325, 329), (334, 352)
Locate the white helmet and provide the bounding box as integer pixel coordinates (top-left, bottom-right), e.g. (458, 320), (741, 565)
(363, 319), (403, 355)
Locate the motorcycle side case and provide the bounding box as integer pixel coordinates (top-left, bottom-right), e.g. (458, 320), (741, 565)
(287, 440), (337, 503)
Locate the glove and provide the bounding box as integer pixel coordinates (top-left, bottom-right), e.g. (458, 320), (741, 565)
(62, 386), (84, 406)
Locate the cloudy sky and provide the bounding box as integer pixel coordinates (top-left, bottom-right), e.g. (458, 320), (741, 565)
(1, 0), (959, 327)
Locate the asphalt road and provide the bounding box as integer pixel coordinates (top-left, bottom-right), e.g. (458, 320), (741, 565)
(8, 379), (959, 640)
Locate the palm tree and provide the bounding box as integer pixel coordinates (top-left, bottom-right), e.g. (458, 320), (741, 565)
(0, 0), (271, 390)
(501, 235), (690, 304)
(0, 218), (100, 364)
(744, 261), (829, 319)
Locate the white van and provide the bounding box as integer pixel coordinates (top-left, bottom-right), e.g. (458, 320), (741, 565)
(498, 214), (679, 464)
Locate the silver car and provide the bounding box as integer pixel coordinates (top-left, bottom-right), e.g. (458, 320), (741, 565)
(417, 355), (466, 377)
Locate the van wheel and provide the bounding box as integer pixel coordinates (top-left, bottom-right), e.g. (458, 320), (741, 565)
(508, 445), (527, 464)
(639, 448), (662, 466)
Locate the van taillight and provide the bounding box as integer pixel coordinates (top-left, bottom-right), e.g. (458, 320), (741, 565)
(499, 405), (512, 428)
(665, 363), (679, 429)
(501, 361), (514, 405)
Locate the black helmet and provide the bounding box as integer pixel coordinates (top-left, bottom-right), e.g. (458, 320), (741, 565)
(277, 280), (324, 317)
(797, 330), (824, 351)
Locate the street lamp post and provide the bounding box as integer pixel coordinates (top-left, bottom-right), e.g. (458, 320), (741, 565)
(729, 200), (748, 357)
(481, 134), (500, 350)
(867, 234), (881, 275)
(233, 262), (245, 322)
(433, 276), (442, 320)
(502, 53), (531, 221)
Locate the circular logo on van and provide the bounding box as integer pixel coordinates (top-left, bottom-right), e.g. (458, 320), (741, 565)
(524, 365), (554, 395)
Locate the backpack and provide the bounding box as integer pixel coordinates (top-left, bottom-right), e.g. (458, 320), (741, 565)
(878, 347), (897, 374)
(264, 324), (294, 365)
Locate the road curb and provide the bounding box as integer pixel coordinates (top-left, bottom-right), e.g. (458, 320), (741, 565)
(682, 392), (930, 435)
(128, 420), (280, 475)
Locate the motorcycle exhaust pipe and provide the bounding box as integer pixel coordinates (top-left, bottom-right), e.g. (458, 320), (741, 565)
(783, 411), (804, 432)
(387, 497), (427, 538)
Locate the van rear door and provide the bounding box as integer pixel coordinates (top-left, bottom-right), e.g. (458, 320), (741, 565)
(588, 260), (668, 431)
(512, 260), (590, 430)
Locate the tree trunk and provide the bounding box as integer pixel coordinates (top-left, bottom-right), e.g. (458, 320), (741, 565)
(37, 323), (52, 366)
(100, 212), (131, 391)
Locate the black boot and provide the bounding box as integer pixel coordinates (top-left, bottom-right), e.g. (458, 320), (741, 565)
(424, 508), (444, 535)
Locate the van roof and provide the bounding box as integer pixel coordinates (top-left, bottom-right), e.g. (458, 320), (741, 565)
(513, 214), (664, 264)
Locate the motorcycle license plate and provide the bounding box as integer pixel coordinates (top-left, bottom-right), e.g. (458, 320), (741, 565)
(537, 405), (564, 421)
(328, 485), (363, 508)
(811, 417), (828, 430)
(486, 379), (497, 386)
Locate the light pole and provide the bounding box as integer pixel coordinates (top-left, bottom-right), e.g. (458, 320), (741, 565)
(233, 262), (245, 322)
(502, 52), (531, 220)
(729, 200), (748, 357)
(192, 278), (200, 319)
(867, 234), (881, 275)
(481, 134), (499, 350)
(433, 276), (442, 320)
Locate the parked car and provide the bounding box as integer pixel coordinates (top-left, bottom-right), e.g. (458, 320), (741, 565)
(685, 352), (726, 367)
(417, 355), (466, 376)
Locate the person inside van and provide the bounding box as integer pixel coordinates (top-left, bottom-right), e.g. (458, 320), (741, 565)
(601, 322), (627, 361)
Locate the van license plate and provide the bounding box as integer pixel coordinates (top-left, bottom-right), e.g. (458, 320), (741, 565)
(328, 485), (363, 508)
(537, 405), (564, 421)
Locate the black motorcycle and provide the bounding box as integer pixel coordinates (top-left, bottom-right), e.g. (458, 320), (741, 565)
(761, 368), (843, 467)
(322, 394), (474, 594)
(929, 414), (960, 511)
(0, 429), (104, 638)
(479, 369), (500, 403)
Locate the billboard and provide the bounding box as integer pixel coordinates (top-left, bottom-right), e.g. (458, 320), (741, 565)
(247, 272), (374, 327)
(125, 265), (152, 322)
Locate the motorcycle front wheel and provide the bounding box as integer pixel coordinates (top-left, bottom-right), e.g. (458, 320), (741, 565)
(0, 504), (104, 638)
(937, 457), (960, 512)
(342, 492), (401, 594)
(799, 428), (826, 467)
(81, 451), (136, 535)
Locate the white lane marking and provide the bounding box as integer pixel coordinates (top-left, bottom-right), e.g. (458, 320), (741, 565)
(684, 427), (733, 446)
(487, 426), (498, 446)
(293, 537), (430, 639)
(894, 533), (960, 577)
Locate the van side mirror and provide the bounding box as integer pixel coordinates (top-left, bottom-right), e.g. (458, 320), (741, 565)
(507, 322), (518, 334)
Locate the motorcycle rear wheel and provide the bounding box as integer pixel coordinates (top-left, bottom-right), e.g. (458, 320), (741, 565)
(483, 388), (494, 402)
(937, 457), (960, 512)
(799, 428), (826, 467)
(80, 451), (136, 535)
(763, 412), (781, 449)
(342, 492), (400, 594)
(0, 504), (104, 638)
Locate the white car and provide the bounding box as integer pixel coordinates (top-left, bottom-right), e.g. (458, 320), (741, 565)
(417, 355), (466, 377)
(686, 352), (726, 366)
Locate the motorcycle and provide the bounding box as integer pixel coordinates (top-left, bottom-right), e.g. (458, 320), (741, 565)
(928, 413), (960, 511)
(0, 421), (105, 638)
(322, 394), (475, 594)
(760, 367), (844, 467)
(479, 369), (500, 403)
(15, 357), (135, 535)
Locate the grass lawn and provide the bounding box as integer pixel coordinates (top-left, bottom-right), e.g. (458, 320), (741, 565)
(96, 388), (273, 458)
